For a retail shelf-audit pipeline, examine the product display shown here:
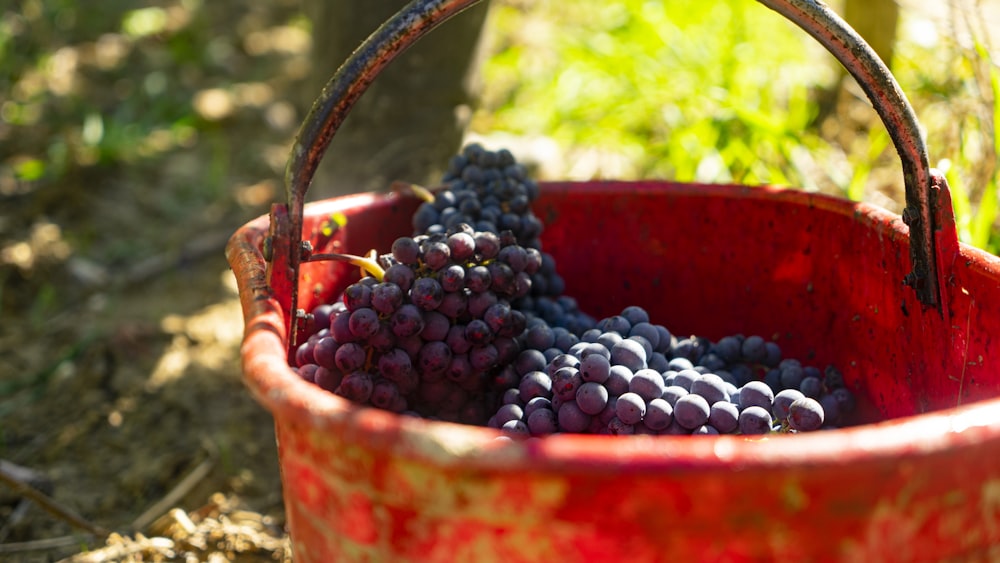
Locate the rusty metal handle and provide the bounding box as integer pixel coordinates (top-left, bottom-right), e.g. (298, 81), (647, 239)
(278, 0), (946, 336)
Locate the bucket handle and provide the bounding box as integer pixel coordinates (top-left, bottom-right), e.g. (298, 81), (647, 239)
(274, 0), (951, 345)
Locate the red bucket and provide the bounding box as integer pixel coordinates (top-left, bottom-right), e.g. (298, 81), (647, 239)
(226, 0), (1000, 560)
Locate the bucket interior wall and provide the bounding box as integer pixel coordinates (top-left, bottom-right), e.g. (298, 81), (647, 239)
(293, 182), (1000, 422)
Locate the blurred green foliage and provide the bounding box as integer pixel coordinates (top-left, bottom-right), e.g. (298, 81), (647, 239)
(474, 0), (999, 253)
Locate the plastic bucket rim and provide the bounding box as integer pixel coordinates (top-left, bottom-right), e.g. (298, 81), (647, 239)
(229, 181), (1000, 473)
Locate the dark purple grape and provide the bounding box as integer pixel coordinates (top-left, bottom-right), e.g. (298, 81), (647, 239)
(527, 407), (558, 435)
(614, 392), (646, 425)
(392, 237), (420, 264)
(605, 365), (633, 396)
(439, 264), (466, 292)
(312, 336), (339, 370)
(336, 371), (374, 403)
(519, 370), (553, 401)
(342, 283), (372, 312)
(523, 396), (552, 417)
(629, 369), (666, 402)
(819, 393), (842, 425)
(627, 335), (653, 360)
(606, 417), (635, 435)
(739, 406), (773, 435)
(787, 397), (825, 431)
(474, 231), (500, 259)
(421, 241), (451, 270)
(444, 354), (473, 383)
(469, 344), (499, 371)
(741, 335), (768, 364)
(330, 310), (358, 343)
(575, 382), (609, 415)
(690, 373), (729, 405)
(447, 232), (477, 261)
(370, 380), (401, 410)
(334, 342), (366, 373)
(667, 357), (694, 372)
(348, 307), (380, 338)
(672, 369), (699, 392)
(467, 291), (498, 318)
(551, 367), (583, 402)
(772, 389), (806, 422)
(464, 319), (492, 346)
(673, 394), (711, 430)
(799, 376), (824, 399)
(713, 335), (742, 363)
(368, 323), (396, 353)
(465, 265), (492, 293)
(708, 401), (740, 434)
(483, 302), (513, 334)
(643, 398), (673, 430)
(611, 338), (647, 371)
(557, 402), (591, 433)
(383, 263), (415, 293)
(739, 381), (775, 412)
(421, 311), (451, 342)
(764, 341), (782, 367)
(498, 245), (528, 272)
(390, 304), (425, 337)
(314, 366), (342, 392)
(596, 331), (622, 351)
(619, 306), (649, 326)
(371, 283), (404, 315)
(410, 277), (443, 311)
(628, 322), (660, 350)
(524, 323), (556, 350)
(487, 261), (516, 295)
(514, 349), (547, 375)
(378, 348), (412, 381)
(780, 362), (806, 390)
(831, 387), (856, 414)
(580, 353), (611, 383)
(495, 403), (525, 427)
(661, 385), (688, 407)
(418, 341), (452, 376)
(501, 420), (530, 435)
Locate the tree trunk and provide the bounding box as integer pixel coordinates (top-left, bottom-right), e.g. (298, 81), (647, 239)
(299, 1), (491, 199)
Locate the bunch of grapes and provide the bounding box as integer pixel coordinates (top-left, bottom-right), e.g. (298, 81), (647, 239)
(487, 306), (856, 436)
(411, 143), (596, 335)
(291, 143), (856, 437)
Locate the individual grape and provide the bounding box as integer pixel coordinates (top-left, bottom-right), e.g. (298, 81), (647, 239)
(495, 403), (525, 427)
(600, 315), (632, 336)
(739, 406), (773, 435)
(492, 364), (520, 390)
(546, 353), (580, 375)
(575, 382), (610, 415)
(779, 362), (806, 390)
(410, 277), (444, 311)
(648, 352), (670, 373)
(527, 407), (558, 435)
(368, 323), (396, 353)
(628, 322), (660, 350)
(417, 341), (452, 376)
(671, 369), (699, 392)
(557, 402), (592, 433)
(667, 357), (695, 372)
(378, 348), (412, 381)
(383, 263), (415, 293)
(741, 335), (768, 364)
(371, 282), (404, 315)
(661, 385), (688, 407)
(605, 365), (633, 396)
(713, 335), (742, 364)
(799, 376), (824, 399)
(483, 302), (513, 334)
(519, 370), (553, 401)
(464, 319), (493, 346)
(514, 349), (547, 375)
(420, 311), (451, 342)
(772, 389), (806, 422)
(580, 353), (611, 383)
(446, 231), (476, 261)
(611, 338), (647, 371)
(312, 336), (339, 370)
(370, 380), (401, 410)
(551, 367), (583, 402)
(465, 265), (492, 293)
(606, 417), (635, 435)
(438, 291), (468, 320)
(439, 264), (466, 292)
(493, 336), (520, 365)
(334, 342), (366, 373)
(615, 392), (646, 425)
(690, 373), (729, 405)
(819, 393), (841, 425)
(787, 397), (825, 431)
(673, 394), (711, 430)
(627, 335), (653, 361)
(420, 241), (450, 271)
(474, 231), (501, 259)
(629, 369), (666, 402)
(469, 344), (499, 371)
(330, 311), (358, 343)
(708, 401), (740, 434)
(336, 371), (374, 403)
(343, 283), (373, 312)
(467, 291), (498, 318)
(501, 420), (530, 436)
(445, 325), (472, 355)
(348, 307), (380, 339)
(764, 368), (782, 392)
(739, 381), (775, 412)
(524, 323), (556, 350)
(390, 304), (425, 337)
(524, 396), (552, 417)
(831, 387), (856, 414)
(764, 341), (782, 367)
(445, 354), (474, 384)
(643, 398), (674, 431)
(619, 305), (650, 326)
(314, 366), (342, 392)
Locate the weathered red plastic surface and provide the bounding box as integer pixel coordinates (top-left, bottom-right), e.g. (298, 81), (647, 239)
(226, 182), (1000, 562)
